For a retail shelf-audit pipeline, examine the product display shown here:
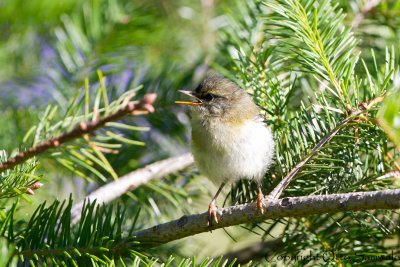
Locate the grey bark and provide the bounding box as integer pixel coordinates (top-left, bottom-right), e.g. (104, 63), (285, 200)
(132, 189), (400, 246)
(71, 153), (194, 224)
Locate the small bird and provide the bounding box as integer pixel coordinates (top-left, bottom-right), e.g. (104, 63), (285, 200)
(176, 73), (275, 226)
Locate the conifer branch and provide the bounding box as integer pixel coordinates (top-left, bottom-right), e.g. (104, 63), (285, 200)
(132, 188), (400, 246)
(267, 95), (385, 200)
(0, 93), (157, 172)
(17, 245), (127, 261)
(71, 153), (194, 224)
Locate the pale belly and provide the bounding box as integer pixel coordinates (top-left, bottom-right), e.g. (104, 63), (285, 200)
(191, 120), (274, 185)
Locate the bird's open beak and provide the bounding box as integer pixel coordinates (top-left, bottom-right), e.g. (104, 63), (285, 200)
(175, 90), (203, 106)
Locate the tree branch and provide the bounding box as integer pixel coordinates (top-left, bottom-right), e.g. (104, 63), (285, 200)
(0, 93), (157, 172)
(71, 153), (194, 224)
(267, 95), (385, 200)
(131, 189), (400, 246)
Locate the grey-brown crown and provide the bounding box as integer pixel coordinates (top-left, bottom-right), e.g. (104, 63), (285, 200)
(192, 73), (260, 122)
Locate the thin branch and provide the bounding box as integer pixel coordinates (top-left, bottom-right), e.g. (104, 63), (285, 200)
(267, 118), (349, 200)
(267, 95), (385, 200)
(131, 189), (400, 246)
(71, 153), (194, 224)
(376, 171), (400, 181)
(0, 93), (157, 172)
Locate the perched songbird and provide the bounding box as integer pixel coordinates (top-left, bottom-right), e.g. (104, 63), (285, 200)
(176, 73), (275, 226)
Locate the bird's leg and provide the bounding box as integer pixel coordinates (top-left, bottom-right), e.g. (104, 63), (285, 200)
(257, 186), (265, 214)
(208, 182), (226, 226)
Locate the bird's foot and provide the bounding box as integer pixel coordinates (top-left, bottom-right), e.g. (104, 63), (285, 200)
(257, 191), (265, 214)
(208, 201), (220, 227)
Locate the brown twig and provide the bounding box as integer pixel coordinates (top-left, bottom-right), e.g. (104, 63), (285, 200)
(131, 189), (400, 246)
(71, 153), (194, 224)
(385, 152), (400, 171)
(0, 93), (157, 172)
(267, 119), (349, 201)
(267, 95), (385, 201)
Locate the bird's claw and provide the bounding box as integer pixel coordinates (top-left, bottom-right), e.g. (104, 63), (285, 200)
(208, 201), (220, 226)
(257, 191), (265, 214)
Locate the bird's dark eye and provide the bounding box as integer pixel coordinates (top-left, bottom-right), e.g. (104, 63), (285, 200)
(202, 93), (214, 102)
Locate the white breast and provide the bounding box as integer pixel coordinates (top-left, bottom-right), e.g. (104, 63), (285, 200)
(191, 119), (275, 185)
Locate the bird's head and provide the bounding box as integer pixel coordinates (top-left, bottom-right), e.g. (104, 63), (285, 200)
(176, 73), (259, 123)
